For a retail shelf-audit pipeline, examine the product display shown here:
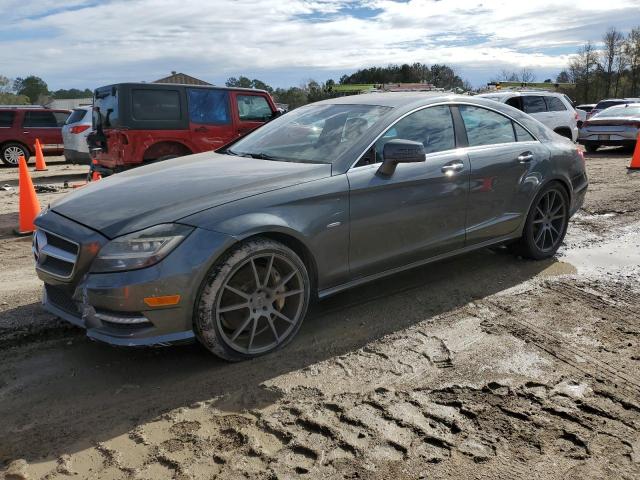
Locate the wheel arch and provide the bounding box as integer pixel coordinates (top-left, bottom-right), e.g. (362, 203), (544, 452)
(553, 126), (573, 139)
(142, 140), (193, 162)
(236, 229), (320, 297)
(518, 176), (572, 235)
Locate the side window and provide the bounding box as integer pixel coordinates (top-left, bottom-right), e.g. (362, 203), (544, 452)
(372, 106), (455, 162)
(505, 97), (523, 111)
(131, 89), (181, 121)
(0, 111), (15, 127)
(187, 88), (230, 124)
(546, 97), (567, 112)
(236, 95), (272, 121)
(459, 105), (516, 146)
(53, 111), (70, 127)
(522, 96), (547, 114)
(23, 111), (57, 127)
(514, 123), (535, 142)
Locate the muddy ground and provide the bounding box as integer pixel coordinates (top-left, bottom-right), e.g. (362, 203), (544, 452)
(0, 152), (639, 480)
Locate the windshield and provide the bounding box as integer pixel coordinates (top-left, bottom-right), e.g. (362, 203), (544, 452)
(595, 100), (626, 110)
(227, 104), (391, 164)
(93, 86), (119, 129)
(593, 104), (640, 119)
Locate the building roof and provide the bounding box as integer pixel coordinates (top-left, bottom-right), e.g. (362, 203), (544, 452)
(152, 72), (211, 85)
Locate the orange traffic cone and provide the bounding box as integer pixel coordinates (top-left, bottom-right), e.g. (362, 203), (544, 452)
(91, 170), (102, 181)
(34, 138), (47, 171)
(15, 156), (41, 236)
(628, 132), (640, 171)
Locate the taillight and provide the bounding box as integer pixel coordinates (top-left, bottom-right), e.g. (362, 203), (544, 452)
(69, 125), (90, 134)
(577, 149), (585, 165)
(574, 112), (579, 121)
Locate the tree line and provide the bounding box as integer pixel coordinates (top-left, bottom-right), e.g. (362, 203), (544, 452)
(555, 26), (640, 103)
(226, 63), (470, 109)
(0, 75), (92, 105)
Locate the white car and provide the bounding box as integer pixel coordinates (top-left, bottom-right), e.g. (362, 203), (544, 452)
(477, 91), (579, 142)
(61, 106), (92, 164)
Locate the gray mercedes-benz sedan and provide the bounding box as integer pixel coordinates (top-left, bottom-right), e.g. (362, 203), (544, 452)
(34, 93), (588, 361)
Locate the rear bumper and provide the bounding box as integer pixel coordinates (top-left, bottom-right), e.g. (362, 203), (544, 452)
(64, 149), (91, 164)
(578, 139), (637, 148)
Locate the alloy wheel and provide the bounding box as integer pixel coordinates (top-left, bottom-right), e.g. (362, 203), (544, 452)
(4, 146), (25, 165)
(532, 189), (567, 252)
(215, 253), (305, 354)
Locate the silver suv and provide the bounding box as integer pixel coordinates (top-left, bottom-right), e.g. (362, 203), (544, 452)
(477, 91), (579, 141)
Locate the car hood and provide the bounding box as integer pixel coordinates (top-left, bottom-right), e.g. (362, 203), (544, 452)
(51, 152), (332, 238)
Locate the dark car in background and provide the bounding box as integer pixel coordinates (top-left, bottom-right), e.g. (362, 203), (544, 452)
(0, 106), (70, 166)
(578, 103), (640, 152)
(34, 93), (587, 361)
(89, 83), (279, 175)
(589, 98), (640, 119)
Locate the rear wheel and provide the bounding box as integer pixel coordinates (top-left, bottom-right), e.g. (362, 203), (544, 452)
(195, 238), (311, 361)
(1, 142), (29, 166)
(511, 183), (569, 260)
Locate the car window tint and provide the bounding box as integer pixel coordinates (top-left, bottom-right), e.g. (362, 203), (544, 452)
(374, 106), (455, 162)
(54, 111), (70, 127)
(187, 88), (230, 124)
(132, 89), (181, 121)
(66, 109), (87, 124)
(459, 105), (516, 146)
(546, 97), (567, 112)
(237, 95), (272, 121)
(23, 111), (58, 127)
(0, 111), (15, 127)
(514, 123), (535, 142)
(505, 97), (522, 110)
(522, 96), (547, 114)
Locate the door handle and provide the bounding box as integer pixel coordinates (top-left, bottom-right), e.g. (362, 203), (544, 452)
(518, 152), (534, 163)
(441, 160), (465, 175)
(194, 126), (208, 133)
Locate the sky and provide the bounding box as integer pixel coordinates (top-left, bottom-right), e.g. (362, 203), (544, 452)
(1, 0), (639, 91)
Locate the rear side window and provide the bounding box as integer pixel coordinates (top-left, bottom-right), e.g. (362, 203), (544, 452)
(459, 105), (516, 146)
(376, 105), (455, 158)
(23, 111), (57, 127)
(66, 109), (88, 124)
(546, 97), (567, 112)
(0, 111), (15, 127)
(132, 89), (181, 121)
(505, 97), (523, 111)
(187, 88), (230, 124)
(514, 123), (535, 142)
(53, 112), (70, 126)
(236, 95), (272, 121)
(522, 96), (547, 114)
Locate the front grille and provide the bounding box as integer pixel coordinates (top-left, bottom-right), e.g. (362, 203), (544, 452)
(46, 285), (81, 316)
(34, 229), (79, 279)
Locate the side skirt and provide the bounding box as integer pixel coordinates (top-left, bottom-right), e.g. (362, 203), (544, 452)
(317, 233), (521, 299)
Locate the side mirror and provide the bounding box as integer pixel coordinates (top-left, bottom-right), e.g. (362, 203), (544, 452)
(377, 139), (426, 176)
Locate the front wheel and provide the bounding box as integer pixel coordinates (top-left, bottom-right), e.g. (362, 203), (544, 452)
(195, 238), (311, 361)
(511, 183), (569, 260)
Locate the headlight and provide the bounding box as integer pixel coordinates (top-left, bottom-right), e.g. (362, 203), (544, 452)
(91, 223), (194, 273)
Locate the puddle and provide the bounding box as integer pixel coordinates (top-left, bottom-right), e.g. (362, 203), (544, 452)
(561, 222), (640, 274)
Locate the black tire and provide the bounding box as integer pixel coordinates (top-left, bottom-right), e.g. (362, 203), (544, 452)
(1, 142), (30, 166)
(584, 144), (599, 153)
(511, 183), (569, 260)
(195, 238), (311, 361)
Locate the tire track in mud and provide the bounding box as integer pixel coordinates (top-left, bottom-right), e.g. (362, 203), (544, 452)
(481, 299), (640, 397)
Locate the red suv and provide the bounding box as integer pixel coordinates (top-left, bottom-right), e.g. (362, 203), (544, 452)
(0, 107), (70, 166)
(89, 83), (279, 174)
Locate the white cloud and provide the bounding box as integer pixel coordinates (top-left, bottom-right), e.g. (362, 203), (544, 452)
(0, 0), (638, 88)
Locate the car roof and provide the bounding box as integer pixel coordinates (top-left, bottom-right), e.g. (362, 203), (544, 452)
(312, 92), (463, 108)
(95, 82), (270, 95)
(478, 90), (563, 98)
